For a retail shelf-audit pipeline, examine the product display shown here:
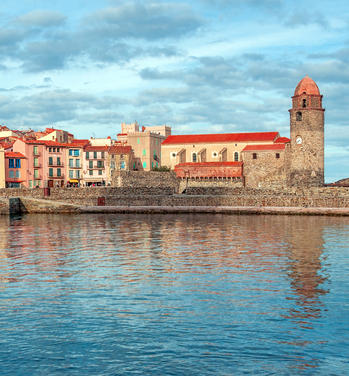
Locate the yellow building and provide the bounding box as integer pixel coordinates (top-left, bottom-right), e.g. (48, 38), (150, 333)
(161, 132), (282, 170)
(117, 122), (169, 171)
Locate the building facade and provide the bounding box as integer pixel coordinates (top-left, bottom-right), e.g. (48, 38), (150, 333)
(117, 122), (170, 171)
(168, 76), (325, 188)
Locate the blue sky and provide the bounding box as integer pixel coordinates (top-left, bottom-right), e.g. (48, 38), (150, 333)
(0, 0), (348, 182)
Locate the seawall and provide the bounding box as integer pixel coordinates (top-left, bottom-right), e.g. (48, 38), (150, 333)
(1, 185), (349, 216)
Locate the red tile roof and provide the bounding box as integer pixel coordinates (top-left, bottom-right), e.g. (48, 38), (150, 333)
(275, 137), (290, 143)
(176, 161), (243, 167)
(294, 76), (320, 96)
(5, 151), (26, 158)
(84, 145), (109, 151)
(25, 140), (67, 147)
(162, 132), (279, 145)
(242, 144), (286, 151)
(0, 142), (14, 150)
(108, 145), (132, 154)
(68, 139), (90, 147)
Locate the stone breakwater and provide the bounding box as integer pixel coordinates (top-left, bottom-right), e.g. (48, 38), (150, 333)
(0, 186), (349, 215)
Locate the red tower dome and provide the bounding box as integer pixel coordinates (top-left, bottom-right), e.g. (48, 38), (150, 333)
(294, 75), (320, 96)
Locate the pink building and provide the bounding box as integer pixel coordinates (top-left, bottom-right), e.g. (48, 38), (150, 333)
(4, 152), (27, 188)
(13, 139), (67, 188)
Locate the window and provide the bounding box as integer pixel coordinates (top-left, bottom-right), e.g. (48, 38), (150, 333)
(57, 148), (60, 152)
(192, 152), (197, 162)
(302, 99), (307, 108)
(57, 157), (61, 166)
(49, 168), (53, 177)
(69, 159), (74, 167)
(171, 152), (176, 158)
(137, 138), (140, 144)
(34, 180), (41, 187)
(143, 161), (147, 169)
(98, 170), (103, 176)
(86, 151), (90, 159)
(49, 147), (52, 153)
(15, 159), (21, 168)
(49, 157), (53, 166)
(101, 152), (105, 159)
(252, 153), (257, 160)
(57, 168), (61, 177)
(69, 149), (73, 156)
(34, 169), (39, 178)
(29, 180), (32, 188)
(296, 111), (302, 121)
(121, 161), (125, 169)
(34, 158), (39, 167)
(53, 148), (56, 152)
(89, 160), (93, 169)
(76, 170), (80, 179)
(8, 159), (14, 168)
(234, 152), (239, 161)
(142, 149), (146, 156)
(89, 170), (93, 176)
(15, 170), (20, 178)
(94, 151), (97, 159)
(9, 170), (14, 178)
(111, 161), (115, 169)
(212, 152), (218, 158)
(34, 146), (39, 155)
(69, 170), (74, 178)
(74, 149), (79, 156)
(75, 159), (80, 168)
(276, 153), (280, 159)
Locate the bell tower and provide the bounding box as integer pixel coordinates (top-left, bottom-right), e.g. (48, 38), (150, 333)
(289, 76), (325, 186)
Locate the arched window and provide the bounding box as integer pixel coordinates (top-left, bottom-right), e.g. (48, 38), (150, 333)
(192, 152), (197, 162)
(302, 99), (307, 108)
(234, 152), (239, 161)
(296, 111), (302, 121)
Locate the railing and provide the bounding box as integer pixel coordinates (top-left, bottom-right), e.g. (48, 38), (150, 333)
(48, 163), (64, 167)
(48, 174), (65, 179)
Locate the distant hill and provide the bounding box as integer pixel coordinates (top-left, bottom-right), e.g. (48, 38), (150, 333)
(331, 178), (349, 186)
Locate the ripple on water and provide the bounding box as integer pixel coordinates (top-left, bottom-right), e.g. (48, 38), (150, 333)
(0, 214), (348, 375)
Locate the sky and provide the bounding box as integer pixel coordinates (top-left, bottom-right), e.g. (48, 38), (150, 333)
(0, 0), (348, 182)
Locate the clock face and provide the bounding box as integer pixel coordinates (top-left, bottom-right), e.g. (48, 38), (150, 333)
(296, 136), (303, 145)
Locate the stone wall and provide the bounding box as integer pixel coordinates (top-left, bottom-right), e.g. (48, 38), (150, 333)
(179, 178), (243, 194)
(111, 170), (180, 191)
(243, 149), (288, 189)
(0, 185), (349, 209)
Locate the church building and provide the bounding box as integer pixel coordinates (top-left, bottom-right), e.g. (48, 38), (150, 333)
(161, 76), (325, 188)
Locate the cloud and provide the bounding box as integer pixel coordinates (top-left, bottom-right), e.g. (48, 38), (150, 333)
(284, 9), (328, 28)
(16, 10), (66, 28)
(83, 3), (203, 40)
(3, 2), (194, 72)
(0, 89), (127, 128)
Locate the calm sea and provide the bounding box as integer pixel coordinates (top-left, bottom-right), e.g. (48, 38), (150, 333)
(0, 214), (348, 375)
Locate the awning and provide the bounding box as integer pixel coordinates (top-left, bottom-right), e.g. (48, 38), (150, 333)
(69, 179), (79, 183)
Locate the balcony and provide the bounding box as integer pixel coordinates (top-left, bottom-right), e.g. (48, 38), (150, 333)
(68, 165), (81, 169)
(48, 163), (64, 167)
(48, 174), (65, 179)
(33, 164), (42, 168)
(33, 152), (41, 157)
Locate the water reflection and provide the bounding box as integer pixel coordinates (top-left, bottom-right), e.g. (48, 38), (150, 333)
(0, 214), (348, 375)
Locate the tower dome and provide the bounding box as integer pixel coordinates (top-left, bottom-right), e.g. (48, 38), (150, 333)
(294, 75), (320, 96)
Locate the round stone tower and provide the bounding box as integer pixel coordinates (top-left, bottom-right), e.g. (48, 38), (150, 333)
(289, 76), (325, 187)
